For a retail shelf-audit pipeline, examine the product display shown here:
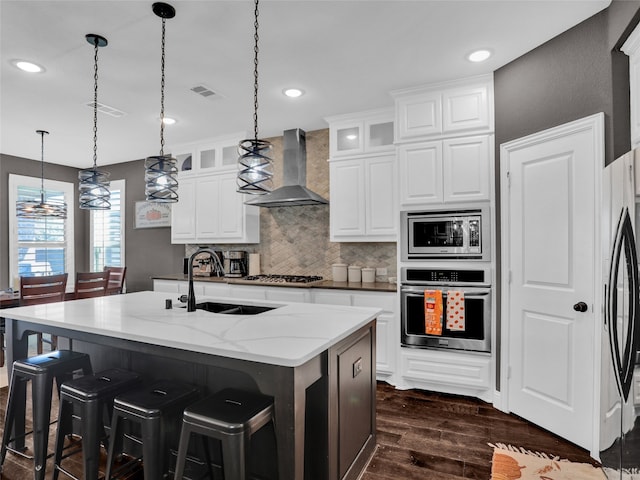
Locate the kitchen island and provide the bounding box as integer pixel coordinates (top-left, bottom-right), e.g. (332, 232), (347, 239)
(2, 291), (380, 480)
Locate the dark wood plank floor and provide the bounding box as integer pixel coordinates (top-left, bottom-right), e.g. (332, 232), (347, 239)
(0, 381), (596, 479)
(364, 382), (597, 480)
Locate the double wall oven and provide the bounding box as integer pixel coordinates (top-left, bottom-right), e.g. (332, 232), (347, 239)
(400, 203), (492, 353)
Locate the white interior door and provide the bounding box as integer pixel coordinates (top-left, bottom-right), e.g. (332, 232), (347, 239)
(500, 113), (603, 452)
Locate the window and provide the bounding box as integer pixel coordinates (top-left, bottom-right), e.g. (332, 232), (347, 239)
(90, 179), (125, 271)
(8, 174), (75, 289)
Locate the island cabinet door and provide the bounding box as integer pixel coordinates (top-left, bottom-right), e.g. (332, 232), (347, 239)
(328, 323), (376, 480)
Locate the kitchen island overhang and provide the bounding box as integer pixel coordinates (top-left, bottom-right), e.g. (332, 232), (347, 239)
(2, 291), (380, 480)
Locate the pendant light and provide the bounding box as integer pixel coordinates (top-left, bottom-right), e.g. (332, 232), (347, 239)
(145, 2), (178, 203)
(237, 0), (273, 195)
(16, 130), (67, 219)
(79, 34), (111, 210)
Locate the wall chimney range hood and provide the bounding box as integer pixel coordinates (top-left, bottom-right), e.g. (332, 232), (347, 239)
(244, 128), (329, 208)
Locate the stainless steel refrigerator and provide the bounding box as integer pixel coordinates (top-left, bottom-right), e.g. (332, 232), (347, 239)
(601, 148), (640, 479)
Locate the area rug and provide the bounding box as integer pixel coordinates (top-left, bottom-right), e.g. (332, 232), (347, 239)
(489, 443), (608, 480)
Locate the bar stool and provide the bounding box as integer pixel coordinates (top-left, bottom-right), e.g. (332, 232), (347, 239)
(0, 350), (93, 480)
(52, 368), (141, 480)
(104, 380), (200, 480)
(173, 388), (275, 480)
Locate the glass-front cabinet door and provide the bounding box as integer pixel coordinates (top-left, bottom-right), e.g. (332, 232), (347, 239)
(169, 132), (244, 174)
(198, 146), (216, 170)
(326, 108), (394, 158)
(366, 118), (394, 151)
(335, 124), (363, 156)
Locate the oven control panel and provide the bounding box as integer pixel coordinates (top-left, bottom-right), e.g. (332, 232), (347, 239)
(401, 267), (490, 286)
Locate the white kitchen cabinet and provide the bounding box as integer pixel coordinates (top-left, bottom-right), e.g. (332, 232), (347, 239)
(171, 171), (260, 244)
(153, 279), (204, 297)
(329, 154), (397, 242)
(325, 108), (394, 158)
(443, 135), (491, 203)
(398, 135), (491, 207)
(229, 284), (312, 303)
(168, 132), (245, 174)
(394, 90), (442, 140)
(398, 347), (492, 403)
(313, 288), (398, 381)
(392, 74), (493, 142)
(170, 177), (197, 242)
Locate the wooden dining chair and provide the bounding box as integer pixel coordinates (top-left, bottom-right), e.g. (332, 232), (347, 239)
(20, 273), (68, 354)
(104, 266), (126, 295)
(74, 271), (109, 299)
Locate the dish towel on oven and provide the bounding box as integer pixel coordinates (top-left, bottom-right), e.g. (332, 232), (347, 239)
(424, 289), (443, 335)
(446, 290), (465, 331)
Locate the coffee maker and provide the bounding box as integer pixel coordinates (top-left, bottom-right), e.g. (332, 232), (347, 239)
(223, 251), (247, 278)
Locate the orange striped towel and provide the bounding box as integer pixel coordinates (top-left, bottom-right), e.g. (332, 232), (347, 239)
(446, 290), (465, 331)
(424, 289), (443, 335)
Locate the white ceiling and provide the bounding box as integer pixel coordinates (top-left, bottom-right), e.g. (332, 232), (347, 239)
(1, 0), (611, 168)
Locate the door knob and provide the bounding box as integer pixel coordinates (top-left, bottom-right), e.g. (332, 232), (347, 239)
(573, 302), (588, 312)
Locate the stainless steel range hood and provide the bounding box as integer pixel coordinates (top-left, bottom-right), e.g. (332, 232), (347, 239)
(244, 128), (329, 208)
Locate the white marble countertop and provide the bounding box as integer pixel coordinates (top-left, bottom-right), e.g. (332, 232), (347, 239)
(2, 291), (381, 367)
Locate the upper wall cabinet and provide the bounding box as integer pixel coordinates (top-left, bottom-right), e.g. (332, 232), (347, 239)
(391, 74), (494, 142)
(326, 108), (397, 242)
(329, 154), (397, 242)
(171, 171), (260, 244)
(167, 132), (246, 174)
(325, 108), (394, 158)
(398, 135), (492, 206)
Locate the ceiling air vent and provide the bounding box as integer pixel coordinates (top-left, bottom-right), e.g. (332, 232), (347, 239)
(190, 84), (219, 99)
(85, 101), (126, 118)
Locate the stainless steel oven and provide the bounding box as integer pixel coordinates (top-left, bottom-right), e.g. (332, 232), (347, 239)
(401, 266), (491, 353)
(401, 203), (490, 261)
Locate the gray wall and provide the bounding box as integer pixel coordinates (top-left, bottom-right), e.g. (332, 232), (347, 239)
(492, 0), (640, 389)
(101, 159), (185, 292)
(0, 153), (88, 289)
(495, 0), (640, 165)
(0, 154), (184, 292)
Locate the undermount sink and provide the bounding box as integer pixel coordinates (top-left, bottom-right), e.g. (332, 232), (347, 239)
(195, 301), (275, 315)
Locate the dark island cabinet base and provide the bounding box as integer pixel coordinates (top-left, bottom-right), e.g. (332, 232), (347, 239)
(5, 318), (376, 480)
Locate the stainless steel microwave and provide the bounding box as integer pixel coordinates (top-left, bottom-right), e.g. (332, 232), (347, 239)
(401, 204), (490, 261)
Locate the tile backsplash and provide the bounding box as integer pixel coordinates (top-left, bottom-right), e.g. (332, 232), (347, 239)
(185, 128), (397, 281)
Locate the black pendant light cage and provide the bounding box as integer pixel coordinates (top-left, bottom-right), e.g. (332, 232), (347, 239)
(145, 2), (179, 203)
(16, 130), (68, 219)
(237, 0), (273, 195)
(79, 33), (111, 210)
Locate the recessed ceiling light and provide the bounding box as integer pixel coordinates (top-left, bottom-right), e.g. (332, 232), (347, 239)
(467, 49), (492, 63)
(12, 59), (45, 73)
(162, 117), (176, 125)
(283, 88), (304, 98)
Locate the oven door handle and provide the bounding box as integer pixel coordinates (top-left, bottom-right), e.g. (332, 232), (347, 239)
(401, 286), (491, 297)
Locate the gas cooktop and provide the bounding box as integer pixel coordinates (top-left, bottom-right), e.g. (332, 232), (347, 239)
(241, 274), (324, 284)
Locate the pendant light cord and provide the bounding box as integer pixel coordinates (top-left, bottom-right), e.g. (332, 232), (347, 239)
(92, 37), (99, 170)
(160, 17), (166, 156)
(253, 0), (260, 141)
(39, 130), (46, 203)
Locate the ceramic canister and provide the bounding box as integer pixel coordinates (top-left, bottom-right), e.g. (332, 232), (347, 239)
(348, 266), (362, 283)
(332, 264), (348, 282)
(361, 267), (375, 283)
